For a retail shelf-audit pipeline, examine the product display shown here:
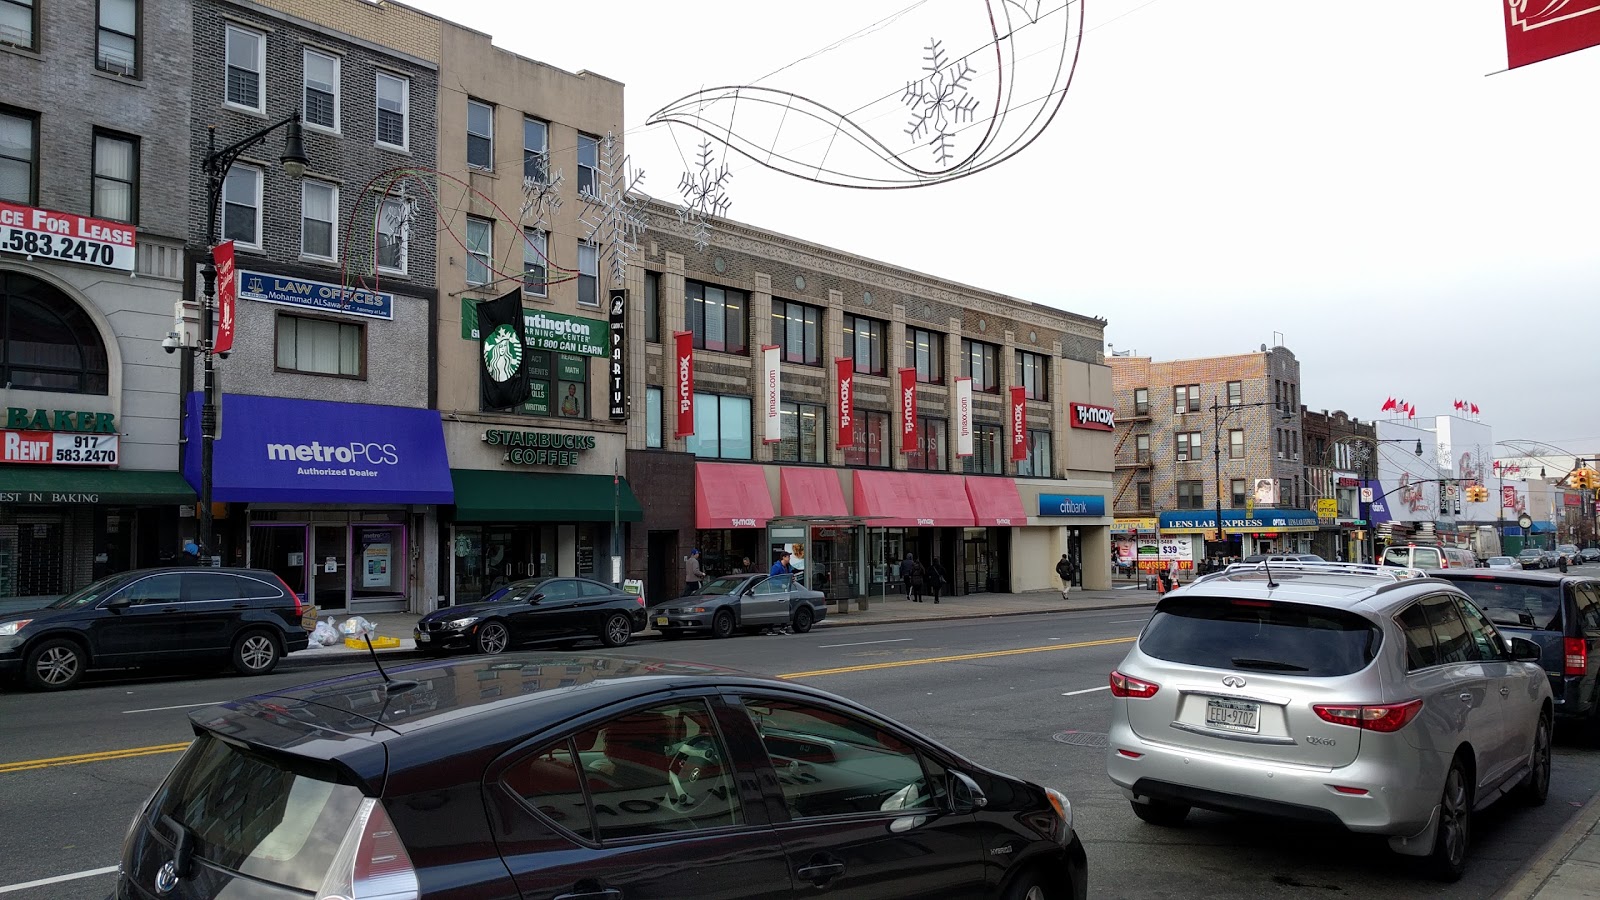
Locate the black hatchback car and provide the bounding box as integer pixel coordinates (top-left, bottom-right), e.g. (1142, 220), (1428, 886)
(0, 567), (307, 691)
(414, 576), (648, 654)
(1433, 570), (1600, 721)
(115, 655), (1088, 900)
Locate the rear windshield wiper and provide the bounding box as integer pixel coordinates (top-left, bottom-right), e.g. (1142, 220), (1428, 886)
(1230, 657), (1309, 672)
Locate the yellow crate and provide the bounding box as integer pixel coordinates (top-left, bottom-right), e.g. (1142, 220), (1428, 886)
(345, 635), (401, 650)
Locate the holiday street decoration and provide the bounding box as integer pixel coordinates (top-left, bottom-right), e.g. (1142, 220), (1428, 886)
(521, 154), (564, 232)
(903, 38), (979, 165)
(579, 132), (648, 286)
(677, 139), (732, 253)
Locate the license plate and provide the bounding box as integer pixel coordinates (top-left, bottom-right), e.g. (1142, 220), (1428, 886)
(656, 616), (670, 626)
(416, 632), (429, 642)
(1205, 697), (1259, 733)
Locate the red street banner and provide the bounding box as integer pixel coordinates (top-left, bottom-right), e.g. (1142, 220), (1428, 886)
(1502, 485), (1518, 509)
(1504, 0), (1600, 69)
(213, 240), (237, 354)
(898, 367), (918, 453)
(1010, 386), (1028, 461)
(673, 331), (695, 438)
(835, 358), (855, 448)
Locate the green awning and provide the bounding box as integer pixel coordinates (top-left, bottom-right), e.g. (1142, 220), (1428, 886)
(0, 466), (195, 505)
(451, 469), (643, 523)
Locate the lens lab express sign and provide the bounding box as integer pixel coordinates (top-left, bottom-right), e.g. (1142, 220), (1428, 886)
(461, 300), (606, 357)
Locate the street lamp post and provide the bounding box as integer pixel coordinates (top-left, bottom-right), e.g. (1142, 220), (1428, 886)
(195, 116), (310, 561)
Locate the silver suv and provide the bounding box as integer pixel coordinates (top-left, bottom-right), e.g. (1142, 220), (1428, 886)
(1106, 562), (1552, 881)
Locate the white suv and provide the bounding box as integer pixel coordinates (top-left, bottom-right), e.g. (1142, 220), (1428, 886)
(1106, 561), (1553, 881)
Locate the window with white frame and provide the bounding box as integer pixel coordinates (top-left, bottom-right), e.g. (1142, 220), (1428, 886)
(1227, 380), (1242, 406)
(1232, 479), (1247, 506)
(1016, 350), (1048, 400)
(1229, 428), (1244, 460)
(1175, 430), (1201, 462)
(523, 118), (548, 184)
(1133, 387), (1149, 416)
(302, 48), (339, 131)
(375, 72), (409, 150)
(376, 195), (409, 274)
(276, 314), (362, 377)
(224, 25), (264, 111)
(1177, 480), (1205, 510)
(577, 134), (598, 197)
(1173, 383), (1200, 414)
(1136, 481), (1151, 508)
(97, 0), (138, 76)
(577, 242), (598, 307)
(300, 180), (337, 260)
(91, 132), (137, 223)
(1135, 433), (1150, 464)
(466, 99), (493, 170)
(0, 0), (36, 50)
(221, 165), (261, 247)
(465, 216), (492, 286)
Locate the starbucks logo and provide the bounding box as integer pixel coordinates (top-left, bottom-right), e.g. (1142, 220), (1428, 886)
(483, 324), (523, 382)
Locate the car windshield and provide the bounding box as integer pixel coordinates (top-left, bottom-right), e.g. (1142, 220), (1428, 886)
(698, 577), (747, 596)
(1139, 595), (1382, 677)
(1488, 557), (1515, 566)
(47, 575), (123, 609)
(1449, 579), (1562, 631)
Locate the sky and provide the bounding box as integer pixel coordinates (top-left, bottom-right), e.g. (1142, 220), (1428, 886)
(408, 0), (1600, 452)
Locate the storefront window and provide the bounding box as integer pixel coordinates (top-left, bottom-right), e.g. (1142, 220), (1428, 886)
(695, 529), (763, 577)
(844, 410), (888, 467)
(686, 393), (752, 460)
(352, 525), (402, 602)
(964, 424), (1002, 475)
(867, 528), (908, 593)
(777, 401), (826, 463)
(906, 416), (946, 471)
(1018, 429), (1052, 478)
(519, 351), (590, 420)
(809, 525), (858, 601)
(250, 514), (407, 611)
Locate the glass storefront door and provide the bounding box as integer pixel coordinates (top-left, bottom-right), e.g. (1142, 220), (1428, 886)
(809, 526), (858, 601)
(252, 524), (308, 601)
(313, 525), (349, 610)
(453, 525), (546, 605)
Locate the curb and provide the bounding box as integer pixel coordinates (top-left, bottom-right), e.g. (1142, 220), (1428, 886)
(1492, 795), (1600, 900)
(279, 599), (1158, 670)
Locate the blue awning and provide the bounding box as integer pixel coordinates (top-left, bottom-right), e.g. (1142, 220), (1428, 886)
(183, 393), (453, 505)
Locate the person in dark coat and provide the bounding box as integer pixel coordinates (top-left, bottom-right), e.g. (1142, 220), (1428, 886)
(907, 556), (927, 603)
(928, 558), (947, 604)
(1056, 553), (1074, 599)
(899, 553), (917, 601)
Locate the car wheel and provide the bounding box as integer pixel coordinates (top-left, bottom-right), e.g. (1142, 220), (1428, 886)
(24, 639), (85, 691)
(1519, 713), (1552, 806)
(600, 613), (632, 647)
(711, 609), (735, 639)
(1001, 866), (1051, 900)
(475, 620), (510, 655)
(231, 630), (281, 676)
(792, 606), (815, 634)
(1130, 798), (1189, 827)
(1428, 757), (1473, 881)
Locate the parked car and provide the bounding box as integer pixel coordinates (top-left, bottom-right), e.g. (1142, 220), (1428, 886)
(1544, 550), (1565, 570)
(1382, 545), (1476, 570)
(1584, 548), (1600, 563)
(655, 573), (827, 639)
(1107, 560), (1551, 881)
(414, 576), (646, 654)
(1242, 554), (1324, 563)
(1486, 556), (1523, 571)
(0, 567), (307, 691)
(1518, 549), (1549, 570)
(114, 655), (1089, 900)
(1431, 570), (1600, 723)
(1558, 545), (1581, 566)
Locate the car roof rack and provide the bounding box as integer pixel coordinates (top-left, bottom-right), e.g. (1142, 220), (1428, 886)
(1211, 561), (1430, 583)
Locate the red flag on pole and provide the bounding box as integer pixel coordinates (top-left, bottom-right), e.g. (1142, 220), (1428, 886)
(1010, 386), (1028, 462)
(834, 358), (854, 448)
(213, 240), (237, 354)
(1471, 403), (1479, 415)
(673, 331), (695, 438)
(1381, 397), (1397, 412)
(1504, 1), (1600, 69)
(898, 368), (918, 454)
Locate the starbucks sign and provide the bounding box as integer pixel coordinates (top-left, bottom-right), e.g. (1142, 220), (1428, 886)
(483, 324), (523, 382)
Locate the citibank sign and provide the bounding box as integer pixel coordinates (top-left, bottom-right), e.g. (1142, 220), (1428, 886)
(1070, 403), (1115, 431)
(1037, 493), (1106, 517)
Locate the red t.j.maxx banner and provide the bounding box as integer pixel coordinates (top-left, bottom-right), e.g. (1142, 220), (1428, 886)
(1504, 0), (1600, 68)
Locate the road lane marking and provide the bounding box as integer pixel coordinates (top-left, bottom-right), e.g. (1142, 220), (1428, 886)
(817, 638), (913, 648)
(0, 865), (118, 894)
(0, 742), (190, 774)
(779, 636), (1136, 679)
(1109, 618), (1148, 624)
(122, 701), (226, 714)
(1063, 685), (1112, 696)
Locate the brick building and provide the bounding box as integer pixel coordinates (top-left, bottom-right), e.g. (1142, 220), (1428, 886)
(1301, 408), (1375, 561)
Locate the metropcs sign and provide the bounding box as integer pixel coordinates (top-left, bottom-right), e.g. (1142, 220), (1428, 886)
(266, 440), (400, 477)
(1070, 403), (1115, 431)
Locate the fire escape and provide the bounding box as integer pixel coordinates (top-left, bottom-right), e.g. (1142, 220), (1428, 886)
(1113, 400), (1154, 515)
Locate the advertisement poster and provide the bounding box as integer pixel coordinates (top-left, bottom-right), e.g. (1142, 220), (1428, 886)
(1374, 421), (1440, 522)
(898, 367), (918, 453)
(835, 358), (854, 448)
(362, 542), (392, 588)
(1437, 416), (1497, 522)
(1010, 386), (1028, 461)
(955, 377), (973, 457)
(673, 331), (695, 438)
(214, 241), (236, 354)
(761, 345), (781, 444)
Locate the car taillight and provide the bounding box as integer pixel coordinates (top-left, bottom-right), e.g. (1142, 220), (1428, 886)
(1565, 638), (1587, 676)
(316, 798), (418, 900)
(637, 596), (646, 607)
(276, 575), (302, 616)
(1312, 699), (1424, 733)
(1109, 669), (1160, 698)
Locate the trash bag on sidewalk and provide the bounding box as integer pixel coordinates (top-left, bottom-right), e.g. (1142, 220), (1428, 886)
(310, 619), (340, 647)
(338, 616), (377, 640)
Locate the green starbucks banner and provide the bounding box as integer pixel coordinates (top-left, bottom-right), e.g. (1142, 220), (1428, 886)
(461, 299), (606, 357)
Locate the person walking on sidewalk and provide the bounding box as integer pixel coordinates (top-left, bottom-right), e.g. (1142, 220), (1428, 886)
(683, 549), (705, 596)
(907, 555), (927, 603)
(1056, 553), (1074, 599)
(927, 558), (946, 604)
(899, 552), (917, 601)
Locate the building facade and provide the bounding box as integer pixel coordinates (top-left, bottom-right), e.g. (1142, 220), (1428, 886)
(624, 200), (1114, 605)
(0, 0), (195, 599)
(1301, 408), (1375, 561)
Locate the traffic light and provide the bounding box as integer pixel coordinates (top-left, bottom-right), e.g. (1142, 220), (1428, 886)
(1465, 484), (1489, 503)
(1568, 470), (1586, 490)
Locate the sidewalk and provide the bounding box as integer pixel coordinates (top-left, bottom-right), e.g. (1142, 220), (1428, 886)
(285, 584), (1161, 667)
(1497, 798), (1600, 900)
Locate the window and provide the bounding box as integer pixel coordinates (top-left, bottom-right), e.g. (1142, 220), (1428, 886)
(645, 386), (662, 448)
(1173, 384), (1200, 414)
(773, 299), (822, 366)
(375, 72), (409, 150)
(1136, 481), (1151, 508)
(97, 0), (138, 76)
(221, 165), (262, 248)
(1019, 429), (1052, 477)
(0, 108), (33, 204)
(122, 573), (183, 604)
(1, 271), (111, 394)
(577, 133), (598, 197)
(1139, 595), (1381, 678)
(224, 25), (264, 111)
(1396, 602), (1439, 671)
(685, 393), (752, 460)
(91, 132), (137, 224)
(1135, 434), (1150, 464)
(1175, 430), (1201, 462)
(1133, 388), (1149, 416)
(1227, 380), (1242, 406)
(686, 280), (747, 354)
(521, 228), (547, 297)
(905, 327), (943, 384)
(842, 314), (885, 375)
(276, 314), (362, 377)
(741, 697), (934, 821)
(777, 401), (826, 463)
(1293, 431), (1300, 460)
(182, 572), (241, 602)
(0, 0), (35, 50)
(1422, 594), (1478, 664)
(1016, 351), (1049, 401)
(465, 216), (492, 286)
(522, 117), (548, 183)
(300, 180), (337, 260)
(577, 242), (598, 307)
(515, 351), (587, 419)
(1229, 428), (1244, 460)
(964, 424), (1001, 475)
(1176, 480), (1205, 509)
(376, 195), (409, 274)
(301, 48), (338, 131)
(961, 339), (999, 392)
(644, 271), (660, 343)
(1231, 479), (1246, 506)
(844, 410), (889, 468)
(466, 99), (493, 170)
(905, 416), (946, 472)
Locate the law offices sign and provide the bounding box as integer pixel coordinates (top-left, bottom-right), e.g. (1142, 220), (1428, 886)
(239, 270), (394, 320)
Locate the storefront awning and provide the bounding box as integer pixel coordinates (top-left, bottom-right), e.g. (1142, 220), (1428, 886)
(183, 393), (454, 505)
(851, 470), (975, 527)
(965, 477), (1027, 526)
(780, 468), (849, 518)
(0, 465), (194, 505)
(696, 462), (774, 529)
(451, 469), (642, 522)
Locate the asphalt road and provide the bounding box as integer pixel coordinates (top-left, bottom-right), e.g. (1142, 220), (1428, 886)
(4, 594), (1600, 899)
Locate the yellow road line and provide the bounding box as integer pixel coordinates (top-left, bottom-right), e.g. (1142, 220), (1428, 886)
(0, 742), (190, 774)
(778, 635), (1136, 679)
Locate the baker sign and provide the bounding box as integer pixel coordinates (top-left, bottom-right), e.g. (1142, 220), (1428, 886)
(0, 201), (136, 272)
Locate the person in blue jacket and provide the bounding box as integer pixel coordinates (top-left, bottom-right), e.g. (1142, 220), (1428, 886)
(770, 550), (793, 577)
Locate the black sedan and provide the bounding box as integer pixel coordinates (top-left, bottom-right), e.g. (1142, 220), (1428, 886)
(655, 572), (827, 639)
(116, 654), (1088, 900)
(415, 576), (647, 654)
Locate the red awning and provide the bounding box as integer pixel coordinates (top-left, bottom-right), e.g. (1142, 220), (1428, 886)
(695, 463), (774, 529)
(779, 468), (850, 517)
(965, 477), (1027, 527)
(851, 470), (975, 527)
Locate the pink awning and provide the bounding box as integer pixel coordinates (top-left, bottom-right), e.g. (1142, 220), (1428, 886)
(851, 470), (975, 527)
(695, 463), (774, 529)
(965, 477), (1027, 527)
(780, 468), (849, 518)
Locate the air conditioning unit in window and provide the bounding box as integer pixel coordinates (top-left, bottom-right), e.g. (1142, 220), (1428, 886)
(98, 55), (136, 77)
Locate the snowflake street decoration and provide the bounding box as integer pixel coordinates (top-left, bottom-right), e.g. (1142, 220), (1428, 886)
(677, 140), (732, 253)
(520, 156), (563, 232)
(579, 132), (648, 286)
(903, 38), (980, 165)
(1002, 0), (1042, 23)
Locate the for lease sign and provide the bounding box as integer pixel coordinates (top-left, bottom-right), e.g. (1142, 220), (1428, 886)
(0, 201), (136, 271)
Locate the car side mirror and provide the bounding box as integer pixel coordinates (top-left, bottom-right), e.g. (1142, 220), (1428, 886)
(1508, 637), (1543, 662)
(948, 771), (988, 814)
(103, 595), (132, 611)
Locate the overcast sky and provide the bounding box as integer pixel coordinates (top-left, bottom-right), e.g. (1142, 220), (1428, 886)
(409, 0), (1600, 452)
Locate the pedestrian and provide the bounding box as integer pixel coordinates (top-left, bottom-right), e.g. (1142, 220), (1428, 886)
(899, 552), (917, 601)
(1056, 553), (1074, 599)
(684, 548), (705, 596)
(770, 550), (793, 577)
(908, 556), (927, 603)
(736, 556), (753, 574)
(928, 558), (946, 604)
(181, 539), (201, 566)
